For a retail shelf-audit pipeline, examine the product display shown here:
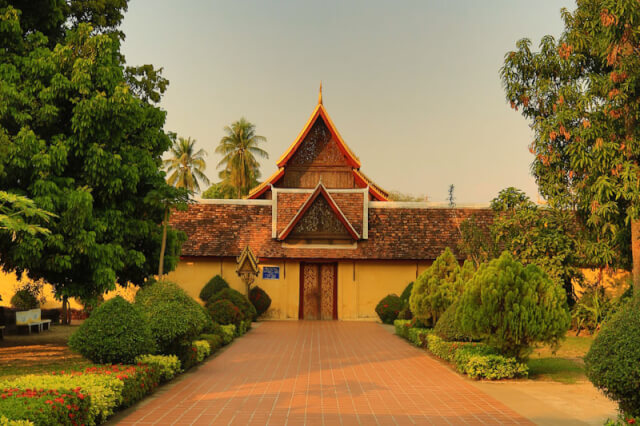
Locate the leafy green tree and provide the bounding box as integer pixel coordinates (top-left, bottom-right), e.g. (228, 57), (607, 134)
(163, 135), (210, 193)
(387, 191), (426, 202)
(410, 248), (464, 324)
(202, 181), (235, 199)
(501, 1), (640, 291)
(216, 118), (268, 198)
(459, 188), (585, 302)
(458, 252), (571, 360)
(0, 2), (183, 310)
(489, 187), (531, 211)
(0, 191), (54, 237)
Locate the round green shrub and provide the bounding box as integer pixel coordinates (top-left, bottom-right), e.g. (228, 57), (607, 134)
(206, 299), (243, 326)
(585, 302), (640, 416)
(375, 294), (403, 324)
(68, 296), (156, 364)
(10, 289), (39, 310)
(208, 288), (257, 321)
(135, 281), (210, 356)
(433, 301), (472, 342)
(400, 282), (413, 304)
(199, 275), (229, 302)
(249, 286), (271, 318)
(457, 252), (570, 360)
(197, 303), (216, 333)
(410, 248), (464, 324)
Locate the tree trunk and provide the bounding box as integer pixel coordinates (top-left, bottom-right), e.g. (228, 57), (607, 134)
(632, 218), (640, 296)
(158, 207), (169, 277)
(61, 296), (70, 325)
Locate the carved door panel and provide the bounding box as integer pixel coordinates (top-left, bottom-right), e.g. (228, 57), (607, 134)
(300, 263), (337, 320)
(302, 264), (320, 320)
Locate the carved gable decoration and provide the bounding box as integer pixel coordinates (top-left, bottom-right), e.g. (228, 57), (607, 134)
(290, 195), (350, 238)
(278, 183), (360, 241)
(289, 118), (349, 167)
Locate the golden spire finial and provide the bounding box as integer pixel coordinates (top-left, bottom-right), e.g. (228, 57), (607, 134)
(318, 81), (323, 105)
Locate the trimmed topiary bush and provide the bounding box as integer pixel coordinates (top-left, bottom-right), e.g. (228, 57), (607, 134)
(208, 288), (257, 321)
(375, 294), (404, 324)
(220, 324), (236, 344)
(410, 248), (464, 324)
(199, 333), (224, 352)
(457, 252), (570, 360)
(69, 296), (156, 364)
(400, 282), (413, 305)
(10, 289), (39, 311)
(433, 301), (472, 342)
(135, 281), (210, 357)
(585, 302), (640, 417)
(199, 275), (229, 302)
(192, 340), (211, 363)
(249, 286), (271, 318)
(135, 354), (182, 382)
(206, 299), (244, 326)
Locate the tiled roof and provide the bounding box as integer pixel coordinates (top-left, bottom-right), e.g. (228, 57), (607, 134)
(276, 193), (309, 236)
(330, 192), (364, 236)
(170, 202), (493, 261)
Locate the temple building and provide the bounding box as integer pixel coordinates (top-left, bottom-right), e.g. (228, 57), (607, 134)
(168, 89), (492, 320)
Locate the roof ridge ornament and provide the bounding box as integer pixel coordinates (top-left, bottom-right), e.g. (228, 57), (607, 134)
(318, 81), (323, 105)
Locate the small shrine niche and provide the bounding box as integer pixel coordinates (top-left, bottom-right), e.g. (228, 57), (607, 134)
(236, 246), (260, 295)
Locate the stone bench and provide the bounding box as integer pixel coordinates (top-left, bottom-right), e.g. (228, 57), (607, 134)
(16, 309), (52, 334)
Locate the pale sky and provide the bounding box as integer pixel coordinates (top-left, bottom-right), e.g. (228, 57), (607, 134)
(120, 0), (575, 203)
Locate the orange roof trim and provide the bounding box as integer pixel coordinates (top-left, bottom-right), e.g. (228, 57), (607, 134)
(278, 183), (360, 241)
(276, 103), (361, 169)
(353, 170), (389, 201)
(246, 168), (284, 199)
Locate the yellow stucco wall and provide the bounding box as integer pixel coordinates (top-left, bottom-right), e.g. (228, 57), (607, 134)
(164, 258), (301, 319)
(0, 270), (137, 309)
(166, 258), (430, 321)
(338, 261), (431, 320)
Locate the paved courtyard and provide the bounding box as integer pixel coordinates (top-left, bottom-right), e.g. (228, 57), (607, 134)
(115, 321), (531, 425)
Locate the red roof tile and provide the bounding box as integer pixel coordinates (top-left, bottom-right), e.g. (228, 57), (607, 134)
(170, 203), (493, 261)
(276, 193), (308, 235)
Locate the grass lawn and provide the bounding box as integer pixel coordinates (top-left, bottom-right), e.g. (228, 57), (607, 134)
(0, 324), (92, 379)
(527, 334), (595, 384)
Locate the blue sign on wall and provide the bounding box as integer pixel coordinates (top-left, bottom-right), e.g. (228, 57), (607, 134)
(262, 266), (280, 280)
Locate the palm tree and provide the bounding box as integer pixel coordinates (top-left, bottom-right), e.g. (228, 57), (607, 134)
(163, 136), (210, 192)
(216, 118), (268, 198)
(158, 136), (208, 277)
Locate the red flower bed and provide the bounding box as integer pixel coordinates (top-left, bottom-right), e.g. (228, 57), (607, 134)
(0, 387), (91, 426)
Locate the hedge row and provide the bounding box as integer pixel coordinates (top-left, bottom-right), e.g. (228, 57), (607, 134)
(394, 320), (431, 347)
(0, 363), (160, 426)
(0, 387), (90, 426)
(0, 329), (255, 425)
(394, 320), (528, 380)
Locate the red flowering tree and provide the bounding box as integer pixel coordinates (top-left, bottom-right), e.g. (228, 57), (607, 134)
(501, 0), (640, 291)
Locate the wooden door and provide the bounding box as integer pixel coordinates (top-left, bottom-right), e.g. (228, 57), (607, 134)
(299, 263), (337, 320)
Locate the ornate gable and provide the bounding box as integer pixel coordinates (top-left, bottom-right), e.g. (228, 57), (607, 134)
(278, 183), (360, 242)
(247, 86), (389, 201)
(288, 118), (349, 167)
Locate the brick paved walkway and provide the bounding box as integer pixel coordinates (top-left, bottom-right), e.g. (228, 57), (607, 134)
(116, 322), (531, 425)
